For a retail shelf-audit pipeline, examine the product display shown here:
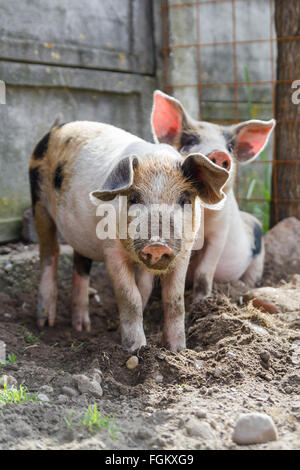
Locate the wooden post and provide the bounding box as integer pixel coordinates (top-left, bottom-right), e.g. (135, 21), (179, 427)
(270, 0), (300, 226)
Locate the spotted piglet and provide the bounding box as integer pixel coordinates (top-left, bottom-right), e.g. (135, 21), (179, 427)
(151, 91), (276, 302)
(29, 120), (230, 351)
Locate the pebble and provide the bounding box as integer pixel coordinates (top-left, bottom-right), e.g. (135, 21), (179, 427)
(126, 356), (139, 370)
(185, 419), (215, 439)
(194, 409), (207, 419)
(155, 375), (164, 384)
(94, 295), (101, 303)
(135, 428), (153, 440)
(4, 263), (13, 272)
(194, 359), (205, 369)
(260, 351), (271, 363)
(155, 354), (165, 361)
(291, 403), (300, 412)
(73, 374), (103, 398)
(62, 386), (79, 398)
(92, 369), (102, 384)
(88, 287), (98, 296)
(232, 412), (278, 445)
(39, 385), (53, 394)
(57, 394), (69, 404)
(213, 367), (222, 378)
(37, 393), (50, 402)
(0, 375), (17, 388)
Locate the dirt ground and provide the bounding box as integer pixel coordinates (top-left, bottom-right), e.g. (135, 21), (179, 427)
(0, 242), (299, 450)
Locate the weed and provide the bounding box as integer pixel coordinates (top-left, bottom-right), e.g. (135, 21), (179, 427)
(71, 342), (85, 351)
(0, 382), (37, 406)
(0, 353), (17, 369)
(64, 409), (75, 430)
(80, 404), (121, 439)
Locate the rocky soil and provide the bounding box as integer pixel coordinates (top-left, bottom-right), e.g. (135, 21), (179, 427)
(0, 230), (299, 450)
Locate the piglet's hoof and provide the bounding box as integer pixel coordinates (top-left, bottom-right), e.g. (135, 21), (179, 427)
(121, 332), (147, 353)
(162, 335), (186, 353)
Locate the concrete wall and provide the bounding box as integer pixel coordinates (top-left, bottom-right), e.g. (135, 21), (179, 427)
(0, 0), (157, 242)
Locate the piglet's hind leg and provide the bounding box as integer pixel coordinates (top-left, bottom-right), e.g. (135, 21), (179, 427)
(71, 251), (92, 332)
(34, 203), (59, 328)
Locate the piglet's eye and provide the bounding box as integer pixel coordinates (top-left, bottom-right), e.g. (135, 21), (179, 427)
(128, 192), (140, 205)
(227, 141), (234, 153)
(180, 135), (199, 152)
(179, 192), (192, 207)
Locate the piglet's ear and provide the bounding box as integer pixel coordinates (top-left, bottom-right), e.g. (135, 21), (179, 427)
(90, 156), (138, 203)
(231, 119), (276, 163)
(151, 90), (189, 148)
(182, 153), (230, 206)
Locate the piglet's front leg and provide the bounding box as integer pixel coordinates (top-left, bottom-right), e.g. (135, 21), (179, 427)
(104, 242), (146, 352)
(161, 255), (190, 352)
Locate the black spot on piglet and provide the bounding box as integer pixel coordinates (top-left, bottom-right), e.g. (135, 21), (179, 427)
(53, 164), (64, 190)
(33, 132), (51, 160)
(252, 222), (262, 257)
(29, 167), (41, 214)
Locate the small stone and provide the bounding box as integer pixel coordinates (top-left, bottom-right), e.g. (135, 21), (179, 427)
(4, 263), (13, 272)
(155, 375), (163, 384)
(194, 409), (207, 419)
(3, 313), (11, 318)
(155, 354), (165, 361)
(291, 403), (300, 412)
(62, 386), (79, 398)
(126, 356), (139, 370)
(252, 298), (277, 315)
(135, 428), (152, 440)
(92, 369), (102, 384)
(94, 295), (101, 303)
(260, 351), (271, 363)
(291, 274), (300, 288)
(0, 246), (12, 255)
(58, 394), (69, 404)
(39, 385), (53, 394)
(73, 374), (103, 398)
(37, 393), (50, 402)
(0, 375), (17, 388)
(194, 359), (205, 369)
(186, 419), (215, 439)
(88, 287), (98, 296)
(232, 413), (278, 445)
(213, 367), (222, 378)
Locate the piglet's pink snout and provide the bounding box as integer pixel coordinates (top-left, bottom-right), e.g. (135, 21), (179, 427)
(209, 151), (231, 170)
(140, 244), (174, 266)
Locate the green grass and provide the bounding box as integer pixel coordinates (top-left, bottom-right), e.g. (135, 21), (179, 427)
(71, 341), (85, 351)
(0, 382), (37, 406)
(64, 408), (75, 430)
(19, 324), (40, 344)
(80, 404), (121, 439)
(240, 65), (272, 232)
(0, 353), (17, 369)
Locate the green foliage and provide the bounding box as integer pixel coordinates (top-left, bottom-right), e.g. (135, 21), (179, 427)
(0, 382), (37, 406)
(80, 404), (121, 439)
(239, 66), (272, 232)
(0, 353), (17, 369)
(19, 324), (40, 344)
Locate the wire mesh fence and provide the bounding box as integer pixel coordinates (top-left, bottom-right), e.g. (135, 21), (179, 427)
(160, 0), (300, 230)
